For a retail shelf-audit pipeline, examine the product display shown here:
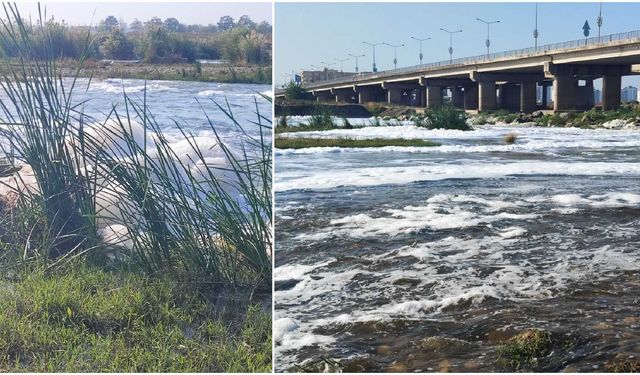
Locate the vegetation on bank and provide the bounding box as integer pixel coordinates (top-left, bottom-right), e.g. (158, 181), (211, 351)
(0, 262), (271, 372)
(0, 6), (271, 65)
(275, 137), (439, 149)
(473, 105), (640, 128)
(0, 5), (272, 371)
(0, 59), (272, 84)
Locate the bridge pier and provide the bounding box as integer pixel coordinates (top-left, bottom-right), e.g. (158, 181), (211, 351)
(312, 90), (334, 103)
(463, 86), (478, 110)
(451, 87), (464, 108)
(602, 74), (622, 110)
(520, 81), (537, 113)
(425, 86), (443, 108)
(478, 80), (497, 112)
(551, 75), (576, 111)
(498, 83), (520, 111)
(331, 88), (357, 103)
(355, 85), (386, 104)
(386, 88), (403, 105)
(574, 79), (595, 110)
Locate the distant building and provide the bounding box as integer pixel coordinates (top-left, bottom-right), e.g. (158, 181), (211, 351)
(300, 69), (357, 86)
(594, 89), (602, 105)
(621, 85), (638, 103)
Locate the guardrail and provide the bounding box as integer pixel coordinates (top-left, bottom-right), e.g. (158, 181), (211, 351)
(304, 29), (640, 89)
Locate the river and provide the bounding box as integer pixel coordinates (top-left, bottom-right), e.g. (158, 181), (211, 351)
(274, 123), (640, 372)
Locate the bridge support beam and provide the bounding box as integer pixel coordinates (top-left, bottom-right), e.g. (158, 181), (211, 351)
(478, 80), (497, 112)
(602, 74), (622, 110)
(520, 81), (537, 113)
(464, 86), (478, 110)
(425, 86), (443, 108)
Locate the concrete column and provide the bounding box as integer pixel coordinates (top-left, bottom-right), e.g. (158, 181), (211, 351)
(552, 75), (575, 111)
(425, 86), (442, 108)
(602, 74), (622, 110)
(451, 87), (464, 108)
(478, 80), (497, 111)
(335, 92), (350, 103)
(574, 79), (595, 110)
(498, 83), (520, 111)
(387, 88), (403, 104)
(464, 86), (478, 110)
(520, 81), (537, 113)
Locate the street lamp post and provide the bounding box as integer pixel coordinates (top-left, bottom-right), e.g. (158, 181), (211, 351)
(384, 42), (404, 69)
(348, 53), (365, 73)
(533, 3), (539, 48)
(410, 36), (431, 66)
(334, 57), (349, 72)
(320, 61), (335, 80)
(440, 27), (462, 64)
(476, 18), (500, 58)
(597, 1), (603, 39)
(363, 41), (383, 72)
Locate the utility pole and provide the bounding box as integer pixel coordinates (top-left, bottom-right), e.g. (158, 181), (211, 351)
(440, 27), (462, 64)
(410, 36), (431, 66)
(476, 18), (500, 58)
(384, 42), (404, 69)
(363, 41), (383, 72)
(348, 53), (365, 73)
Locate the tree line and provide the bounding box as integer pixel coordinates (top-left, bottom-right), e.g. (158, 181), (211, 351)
(0, 14), (272, 64)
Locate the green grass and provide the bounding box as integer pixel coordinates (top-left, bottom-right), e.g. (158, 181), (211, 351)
(0, 261), (271, 372)
(0, 6), (272, 371)
(275, 137), (439, 149)
(275, 122), (338, 134)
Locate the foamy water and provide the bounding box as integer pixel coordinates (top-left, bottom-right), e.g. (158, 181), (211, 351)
(0, 78), (271, 245)
(275, 124), (640, 371)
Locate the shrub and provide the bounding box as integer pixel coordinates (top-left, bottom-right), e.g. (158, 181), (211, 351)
(419, 104), (470, 130)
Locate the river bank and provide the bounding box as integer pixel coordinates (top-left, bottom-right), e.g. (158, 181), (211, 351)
(0, 59), (272, 84)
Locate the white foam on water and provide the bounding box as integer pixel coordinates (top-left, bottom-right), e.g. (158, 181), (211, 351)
(276, 160), (640, 191)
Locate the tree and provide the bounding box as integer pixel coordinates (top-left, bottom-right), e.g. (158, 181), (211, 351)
(144, 17), (163, 31)
(256, 21), (271, 35)
(237, 15), (256, 29)
(129, 19), (143, 33)
(217, 16), (235, 32)
(101, 15), (119, 32)
(164, 17), (184, 32)
(100, 28), (134, 59)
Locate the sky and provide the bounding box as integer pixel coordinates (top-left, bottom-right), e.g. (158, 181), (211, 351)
(12, 2), (272, 26)
(275, 2), (640, 88)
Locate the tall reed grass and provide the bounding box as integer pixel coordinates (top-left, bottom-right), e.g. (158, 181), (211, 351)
(0, 4), (272, 289)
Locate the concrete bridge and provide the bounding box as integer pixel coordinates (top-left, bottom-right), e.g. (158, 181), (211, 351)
(276, 30), (640, 112)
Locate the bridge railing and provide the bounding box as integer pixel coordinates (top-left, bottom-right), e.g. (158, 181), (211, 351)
(304, 29), (640, 89)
